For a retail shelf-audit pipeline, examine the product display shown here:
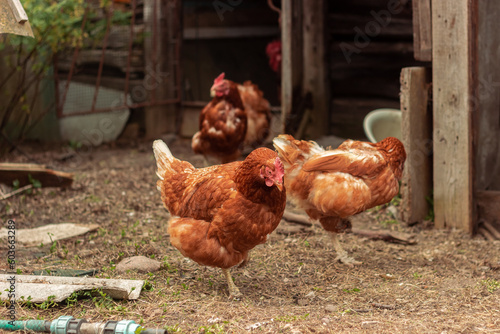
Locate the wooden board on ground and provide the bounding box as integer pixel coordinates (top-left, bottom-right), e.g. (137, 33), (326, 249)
(0, 223), (99, 247)
(0, 163), (73, 188)
(0, 275), (143, 302)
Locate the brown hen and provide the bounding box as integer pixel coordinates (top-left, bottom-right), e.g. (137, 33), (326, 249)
(192, 73), (271, 163)
(273, 134), (406, 265)
(153, 140), (286, 296)
(192, 73), (247, 163)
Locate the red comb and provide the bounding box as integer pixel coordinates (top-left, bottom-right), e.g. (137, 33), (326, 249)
(214, 72), (225, 84)
(275, 157), (285, 177)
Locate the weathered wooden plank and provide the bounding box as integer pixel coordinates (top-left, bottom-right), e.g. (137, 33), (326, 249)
(328, 14), (413, 37)
(412, 0), (432, 61)
(303, 0), (329, 138)
(330, 70), (402, 100)
(0, 0), (33, 37)
(399, 67), (432, 224)
(281, 0), (303, 134)
(331, 41), (414, 56)
(0, 163), (73, 188)
(143, 0), (180, 138)
(0, 274), (143, 303)
(432, 0), (474, 232)
(183, 26), (280, 39)
(329, 0), (412, 13)
(475, 1), (500, 191)
(7, 0), (28, 23)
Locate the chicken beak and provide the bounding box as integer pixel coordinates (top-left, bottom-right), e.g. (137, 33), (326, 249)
(274, 180), (283, 192)
(210, 88), (216, 97)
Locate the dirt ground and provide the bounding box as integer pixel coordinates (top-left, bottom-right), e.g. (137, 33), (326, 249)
(1, 137), (499, 333)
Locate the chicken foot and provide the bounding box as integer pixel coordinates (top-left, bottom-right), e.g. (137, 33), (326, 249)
(329, 232), (362, 266)
(222, 268), (242, 297)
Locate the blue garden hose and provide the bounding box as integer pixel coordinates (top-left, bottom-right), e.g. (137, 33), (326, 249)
(0, 316), (165, 333)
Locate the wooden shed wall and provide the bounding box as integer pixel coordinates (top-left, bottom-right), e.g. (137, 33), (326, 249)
(181, 0), (280, 105)
(327, 0), (427, 139)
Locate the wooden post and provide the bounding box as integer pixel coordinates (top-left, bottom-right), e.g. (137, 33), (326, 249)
(281, 0), (303, 134)
(144, 0), (178, 139)
(474, 1), (500, 233)
(412, 0), (432, 61)
(431, 0), (475, 232)
(399, 67), (432, 224)
(302, 0), (328, 138)
(475, 0), (500, 191)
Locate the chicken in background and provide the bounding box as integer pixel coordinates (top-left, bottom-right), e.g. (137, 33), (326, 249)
(238, 79), (272, 148)
(265, 39), (282, 105)
(266, 39), (282, 75)
(192, 73), (272, 163)
(273, 135), (406, 265)
(192, 73), (247, 163)
(153, 140), (286, 297)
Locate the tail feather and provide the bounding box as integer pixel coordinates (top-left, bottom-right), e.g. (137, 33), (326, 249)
(153, 140), (174, 180)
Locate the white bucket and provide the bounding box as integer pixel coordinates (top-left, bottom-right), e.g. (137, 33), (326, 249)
(363, 108), (402, 143)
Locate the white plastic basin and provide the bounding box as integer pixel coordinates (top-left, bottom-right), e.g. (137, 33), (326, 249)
(363, 108), (402, 143)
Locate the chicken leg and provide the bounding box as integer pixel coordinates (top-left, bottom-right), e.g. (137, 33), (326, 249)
(329, 232), (362, 266)
(222, 268), (242, 297)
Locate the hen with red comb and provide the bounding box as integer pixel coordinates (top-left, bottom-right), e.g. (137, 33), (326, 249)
(154, 140), (286, 296)
(192, 73), (272, 164)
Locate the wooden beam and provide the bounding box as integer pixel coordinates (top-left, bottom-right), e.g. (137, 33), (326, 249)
(328, 14), (413, 38)
(303, 0), (329, 138)
(7, 0), (28, 23)
(399, 67), (432, 224)
(431, 0), (475, 233)
(281, 0), (303, 134)
(412, 0), (432, 61)
(475, 1), (500, 191)
(143, 0), (180, 139)
(183, 26), (280, 39)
